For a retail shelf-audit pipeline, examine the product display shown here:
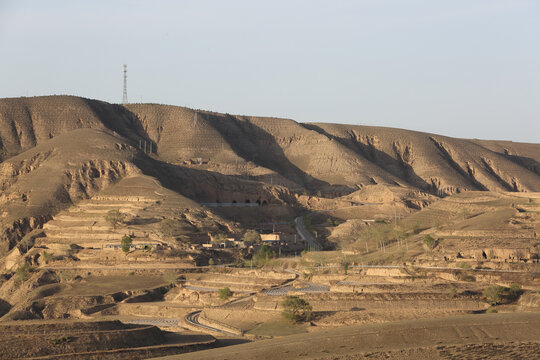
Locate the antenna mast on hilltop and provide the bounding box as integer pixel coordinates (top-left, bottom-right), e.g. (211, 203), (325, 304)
(122, 64), (128, 104)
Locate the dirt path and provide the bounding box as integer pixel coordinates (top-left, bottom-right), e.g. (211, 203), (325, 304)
(152, 313), (540, 360)
(184, 310), (238, 337)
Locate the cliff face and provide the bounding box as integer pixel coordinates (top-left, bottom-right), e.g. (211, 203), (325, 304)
(0, 95), (538, 253)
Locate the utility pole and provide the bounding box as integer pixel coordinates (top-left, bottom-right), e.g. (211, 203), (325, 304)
(122, 64), (128, 104)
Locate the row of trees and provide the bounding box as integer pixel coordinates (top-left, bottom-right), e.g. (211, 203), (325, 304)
(352, 222), (438, 254)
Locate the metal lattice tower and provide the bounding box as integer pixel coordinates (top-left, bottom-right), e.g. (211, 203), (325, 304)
(122, 64), (128, 104)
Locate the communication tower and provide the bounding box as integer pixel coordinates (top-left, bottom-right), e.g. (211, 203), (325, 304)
(122, 64), (128, 104)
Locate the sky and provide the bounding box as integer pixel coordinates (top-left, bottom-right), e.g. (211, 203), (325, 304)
(0, 0), (539, 143)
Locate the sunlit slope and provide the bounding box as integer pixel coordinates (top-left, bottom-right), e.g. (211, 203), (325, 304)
(1, 95), (538, 195)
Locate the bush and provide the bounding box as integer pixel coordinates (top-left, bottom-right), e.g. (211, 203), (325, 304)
(218, 287), (233, 300)
(51, 335), (73, 345)
(423, 234), (435, 249)
(253, 245), (275, 266)
(302, 272), (313, 281)
(105, 210), (126, 230)
(242, 230), (261, 243)
(42, 251), (54, 264)
(483, 285), (505, 305)
(121, 235), (132, 253)
(208, 258), (215, 266)
(15, 262), (33, 283)
(281, 295), (312, 323)
(508, 283), (522, 301)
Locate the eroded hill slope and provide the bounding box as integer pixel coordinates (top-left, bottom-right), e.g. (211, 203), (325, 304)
(1, 96), (538, 196)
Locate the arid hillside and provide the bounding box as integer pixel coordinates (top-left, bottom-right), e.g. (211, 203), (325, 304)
(0, 95), (539, 254)
(1, 96), (538, 195)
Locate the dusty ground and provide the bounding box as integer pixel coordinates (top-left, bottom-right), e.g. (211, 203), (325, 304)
(0, 319), (217, 360)
(153, 313), (540, 360)
(0, 96), (539, 358)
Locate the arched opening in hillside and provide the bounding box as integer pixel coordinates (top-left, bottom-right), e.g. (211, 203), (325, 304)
(256, 200), (261, 206)
(232, 200), (237, 203)
(245, 199), (251, 203)
(262, 200), (268, 206)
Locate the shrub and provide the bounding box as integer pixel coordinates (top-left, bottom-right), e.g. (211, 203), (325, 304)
(423, 234), (435, 249)
(121, 235), (132, 253)
(486, 307), (498, 313)
(218, 287), (233, 300)
(281, 295), (312, 323)
(302, 272), (313, 281)
(448, 287), (457, 298)
(51, 335), (73, 345)
(242, 230), (261, 243)
(483, 285), (505, 305)
(42, 251), (54, 264)
(15, 262), (32, 283)
(253, 245), (275, 266)
(208, 258), (215, 266)
(508, 283), (522, 301)
(105, 210), (126, 230)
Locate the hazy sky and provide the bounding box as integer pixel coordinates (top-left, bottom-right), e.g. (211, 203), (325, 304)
(1, 1), (538, 142)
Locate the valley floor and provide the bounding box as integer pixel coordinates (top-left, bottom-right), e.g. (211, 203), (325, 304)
(152, 313), (540, 360)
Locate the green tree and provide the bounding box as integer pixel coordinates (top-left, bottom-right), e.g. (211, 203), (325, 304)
(15, 262), (32, 283)
(281, 295), (312, 323)
(483, 285), (505, 305)
(242, 229), (261, 243)
(105, 210), (126, 230)
(253, 244), (275, 266)
(218, 287), (233, 300)
(121, 235), (132, 253)
(343, 262), (349, 275)
(508, 283), (522, 301)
